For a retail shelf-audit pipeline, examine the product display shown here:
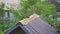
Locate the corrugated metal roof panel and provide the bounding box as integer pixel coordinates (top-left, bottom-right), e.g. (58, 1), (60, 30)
(26, 18), (58, 34)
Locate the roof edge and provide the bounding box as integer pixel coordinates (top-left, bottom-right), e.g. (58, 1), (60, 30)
(19, 13), (40, 25)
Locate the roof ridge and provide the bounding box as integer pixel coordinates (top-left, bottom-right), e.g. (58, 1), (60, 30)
(19, 13), (40, 25)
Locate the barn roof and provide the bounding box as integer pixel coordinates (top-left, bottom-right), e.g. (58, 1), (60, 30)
(4, 13), (58, 34)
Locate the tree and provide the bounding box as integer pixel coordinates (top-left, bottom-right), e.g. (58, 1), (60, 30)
(0, 3), (5, 31)
(0, 3), (5, 20)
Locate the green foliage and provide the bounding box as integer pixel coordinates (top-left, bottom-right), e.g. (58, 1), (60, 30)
(0, 3), (5, 17)
(0, 3), (5, 34)
(20, 0), (56, 15)
(0, 0), (60, 34)
(0, 31), (2, 34)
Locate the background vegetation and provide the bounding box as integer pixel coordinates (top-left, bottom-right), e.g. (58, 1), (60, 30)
(0, 0), (60, 34)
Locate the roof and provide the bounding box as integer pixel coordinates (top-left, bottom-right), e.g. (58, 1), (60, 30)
(19, 13), (39, 25)
(4, 22), (30, 34)
(4, 13), (58, 34)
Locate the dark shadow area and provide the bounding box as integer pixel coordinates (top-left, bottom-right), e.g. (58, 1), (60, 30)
(9, 27), (26, 34)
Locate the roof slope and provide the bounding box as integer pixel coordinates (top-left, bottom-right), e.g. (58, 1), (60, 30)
(20, 13), (58, 34)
